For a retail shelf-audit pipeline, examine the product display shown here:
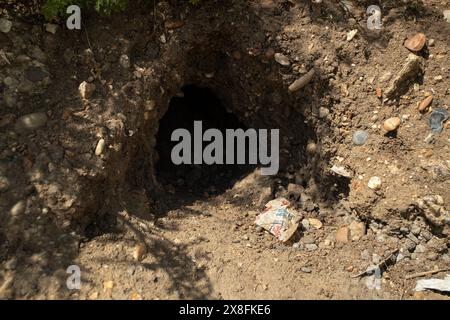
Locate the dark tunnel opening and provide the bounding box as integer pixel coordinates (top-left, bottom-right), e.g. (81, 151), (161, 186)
(155, 85), (256, 196)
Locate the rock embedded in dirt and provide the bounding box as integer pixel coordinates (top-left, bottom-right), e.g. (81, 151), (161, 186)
(384, 54), (424, 99)
(0, 18), (13, 33)
(335, 226), (350, 243)
(331, 165), (352, 178)
(404, 239), (417, 252)
(119, 54), (131, 69)
(349, 221), (366, 241)
(10, 200), (26, 217)
(414, 244), (427, 254)
(45, 24), (58, 34)
(305, 244), (318, 251)
(404, 33), (427, 52)
(368, 176), (382, 190)
(383, 117), (401, 132)
(318, 107), (330, 119)
(133, 244), (147, 262)
(79, 81), (96, 100)
(95, 139), (106, 156)
(308, 218), (323, 230)
(417, 195), (448, 227)
(0, 176), (10, 192)
(444, 10), (450, 23)
(352, 130), (369, 145)
(301, 267), (312, 273)
(418, 95), (433, 112)
(274, 53), (290, 66)
(346, 29), (358, 41)
(301, 218), (310, 230)
(14, 112), (48, 132)
(288, 69), (315, 93)
(306, 141), (318, 154)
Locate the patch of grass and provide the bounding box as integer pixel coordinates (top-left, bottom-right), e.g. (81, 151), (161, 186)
(42, 0), (201, 20)
(42, 0), (128, 20)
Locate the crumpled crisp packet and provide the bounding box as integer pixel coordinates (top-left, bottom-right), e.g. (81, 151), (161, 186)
(255, 198), (301, 242)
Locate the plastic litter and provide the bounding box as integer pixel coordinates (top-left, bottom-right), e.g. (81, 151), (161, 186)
(352, 130), (369, 146)
(428, 108), (449, 133)
(415, 274), (450, 293)
(255, 198), (301, 242)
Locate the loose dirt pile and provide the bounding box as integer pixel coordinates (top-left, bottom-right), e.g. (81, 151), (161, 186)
(0, 0), (449, 299)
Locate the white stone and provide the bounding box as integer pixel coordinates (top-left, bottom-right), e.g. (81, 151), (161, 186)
(95, 139), (106, 156)
(444, 10), (450, 23)
(346, 29), (358, 41)
(368, 176), (382, 190)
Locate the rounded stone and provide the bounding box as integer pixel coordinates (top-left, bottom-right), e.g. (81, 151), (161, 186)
(0, 18), (13, 33)
(368, 176), (382, 190)
(383, 117), (401, 132)
(10, 201), (26, 217)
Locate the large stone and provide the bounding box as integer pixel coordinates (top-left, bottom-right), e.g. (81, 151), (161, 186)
(384, 54), (424, 99)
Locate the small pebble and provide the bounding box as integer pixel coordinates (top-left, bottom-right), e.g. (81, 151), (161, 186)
(335, 227), (350, 243)
(383, 117), (401, 132)
(133, 244), (147, 262)
(274, 53), (290, 66)
(45, 24), (58, 34)
(414, 244), (427, 254)
(368, 176), (382, 190)
(79, 81), (96, 100)
(10, 201), (26, 217)
(0, 176), (10, 192)
(0, 18), (13, 33)
(95, 139), (106, 156)
(346, 29), (358, 41)
(308, 218), (323, 230)
(301, 267), (312, 273)
(119, 54), (130, 69)
(418, 95), (433, 112)
(305, 244), (318, 251)
(404, 33), (426, 52)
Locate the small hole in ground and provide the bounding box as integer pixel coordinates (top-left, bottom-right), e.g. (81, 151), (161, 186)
(155, 85), (255, 196)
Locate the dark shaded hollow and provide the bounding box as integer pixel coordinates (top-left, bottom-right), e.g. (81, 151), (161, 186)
(155, 85), (256, 196)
